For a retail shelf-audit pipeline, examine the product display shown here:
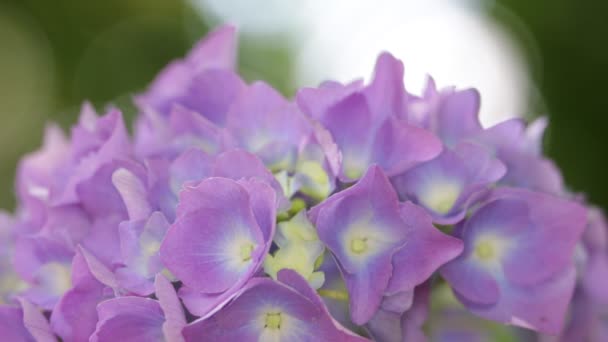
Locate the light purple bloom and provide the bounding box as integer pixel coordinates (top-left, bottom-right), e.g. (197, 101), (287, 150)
(469, 117), (564, 195)
(15, 105), (130, 235)
(0, 23), (602, 342)
(145, 147), (288, 223)
(311, 165), (462, 324)
(54, 106), (131, 206)
(224, 81), (310, 172)
(133, 26), (243, 163)
(169, 148), (289, 211)
(392, 142), (506, 224)
(297, 53), (442, 182)
(406, 79), (563, 196)
(183, 269), (368, 341)
(135, 104), (234, 160)
(160, 177), (277, 317)
(115, 212), (171, 296)
(441, 188), (587, 333)
(408, 78), (482, 147)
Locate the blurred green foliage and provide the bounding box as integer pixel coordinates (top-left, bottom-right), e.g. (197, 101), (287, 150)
(493, 0), (608, 210)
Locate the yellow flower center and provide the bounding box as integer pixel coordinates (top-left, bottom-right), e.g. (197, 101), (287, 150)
(265, 312), (282, 330)
(420, 181), (461, 215)
(475, 241), (495, 261)
(240, 243), (254, 262)
(350, 238), (368, 254)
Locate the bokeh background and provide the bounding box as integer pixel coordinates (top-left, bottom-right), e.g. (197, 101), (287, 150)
(0, 0), (606, 211)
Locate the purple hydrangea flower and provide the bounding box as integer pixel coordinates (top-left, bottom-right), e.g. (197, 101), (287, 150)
(407, 78), (482, 147)
(406, 79), (564, 197)
(224, 82), (309, 171)
(440, 188), (587, 333)
(183, 269), (369, 341)
(160, 176), (277, 317)
(311, 165), (462, 324)
(392, 141), (506, 224)
(0, 23), (602, 342)
(297, 53), (442, 182)
(135, 104), (234, 160)
(468, 117), (565, 195)
(169, 148), (289, 210)
(15, 105), (130, 233)
(133, 26), (243, 163)
(114, 212), (171, 296)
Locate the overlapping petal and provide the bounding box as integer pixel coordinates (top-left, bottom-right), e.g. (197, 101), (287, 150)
(312, 165), (461, 324)
(393, 142), (506, 224)
(90, 275), (185, 342)
(441, 188), (587, 333)
(160, 177), (276, 316)
(183, 270), (368, 341)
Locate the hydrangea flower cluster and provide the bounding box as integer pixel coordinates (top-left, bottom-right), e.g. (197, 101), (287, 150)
(1, 25), (605, 341)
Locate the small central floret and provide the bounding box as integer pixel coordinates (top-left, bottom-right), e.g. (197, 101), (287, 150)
(265, 312), (282, 330)
(420, 181), (461, 215)
(240, 243), (255, 262)
(475, 240), (496, 261)
(350, 237), (368, 254)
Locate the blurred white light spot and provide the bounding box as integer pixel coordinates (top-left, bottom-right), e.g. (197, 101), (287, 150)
(194, 0), (530, 126)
